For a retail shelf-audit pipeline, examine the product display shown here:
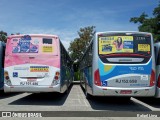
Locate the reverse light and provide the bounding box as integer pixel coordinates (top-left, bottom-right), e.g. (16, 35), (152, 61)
(157, 74), (160, 88)
(94, 69), (101, 86)
(150, 70), (155, 87)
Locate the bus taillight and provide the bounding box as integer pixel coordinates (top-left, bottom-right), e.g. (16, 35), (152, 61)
(4, 71), (10, 80)
(150, 70), (155, 87)
(54, 71), (60, 80)
(4, 71), (12, 86)
(94, 69), (101, 86)
(157, 74), (160, 88)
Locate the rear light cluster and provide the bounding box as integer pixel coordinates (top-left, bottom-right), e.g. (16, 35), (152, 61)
(54, 71), (60, 80)
(157, 74), (160, 88)
(51, 71), (60, 86)
(4, 71), (12, 86)
(94, 69), (101, 86)
(150, 70), (155, 87)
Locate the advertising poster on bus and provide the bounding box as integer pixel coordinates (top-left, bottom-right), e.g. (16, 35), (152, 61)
(99, 36), (134, 54)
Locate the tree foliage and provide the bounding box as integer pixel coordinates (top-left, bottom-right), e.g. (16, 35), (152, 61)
(68, 26), (96, 61)
(130, 3), (160, 42)
(0, 31), (7, 43)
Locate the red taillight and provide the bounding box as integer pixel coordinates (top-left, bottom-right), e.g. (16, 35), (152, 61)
(94, 69), (101, 86)
(157, 75), (160, 88)
(54, 76), (59, 80)
(150, 70), (155, 87)
(5, 76), (9, 80)
(54, 71), (60, 80)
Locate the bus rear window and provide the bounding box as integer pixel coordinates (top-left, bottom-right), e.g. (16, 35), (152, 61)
(98, 34), (151, 56)
(98, 33), (152, 64)
(43, 38), (52, 44)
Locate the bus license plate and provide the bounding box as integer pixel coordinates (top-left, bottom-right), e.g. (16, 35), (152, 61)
(20, 82), (38, 86)
(120, 90), (132, 94)
(27, 78), (37, 81)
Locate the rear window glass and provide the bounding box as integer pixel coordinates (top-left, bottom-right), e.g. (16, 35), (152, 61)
(43, 38), (52, 44)
(98, 35), (151, 56)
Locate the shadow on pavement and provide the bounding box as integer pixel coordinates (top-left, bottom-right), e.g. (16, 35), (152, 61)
(9, 84), (73, 106)
(134, 97), (160, 108)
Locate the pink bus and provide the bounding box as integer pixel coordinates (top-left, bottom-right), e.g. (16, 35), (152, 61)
(4, 34), (73, 93)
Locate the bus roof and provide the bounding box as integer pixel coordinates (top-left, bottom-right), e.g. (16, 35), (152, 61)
(96, 31), (152, 35)
(7, 34), (59, 39)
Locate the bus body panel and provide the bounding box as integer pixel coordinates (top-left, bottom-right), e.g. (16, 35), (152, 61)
(0, 42), (5, 90)
(91, 31), (156, 97)
(154, 42), (160, 98)
(4, 34), (71, 93)
(98, 59), (152, 88)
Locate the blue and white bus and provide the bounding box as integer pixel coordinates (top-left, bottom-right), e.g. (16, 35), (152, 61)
(0, 41), (5, 90)
(80, 31), (156, 98)
(154, 42), (160, 97)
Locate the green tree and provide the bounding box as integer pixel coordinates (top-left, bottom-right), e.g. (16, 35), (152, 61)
(68, 26), (96, 61)
(130, 3), (160, 42)
(0, 31), (7, 43)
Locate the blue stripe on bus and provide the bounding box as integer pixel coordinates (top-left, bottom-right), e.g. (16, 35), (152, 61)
(98, 58), (152, 81)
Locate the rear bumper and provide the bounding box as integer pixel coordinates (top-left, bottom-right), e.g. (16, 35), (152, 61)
(93, 85), (156, 97)
(4, 84), (61, 93)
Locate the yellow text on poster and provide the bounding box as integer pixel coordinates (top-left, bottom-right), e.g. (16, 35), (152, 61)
(30, 66), (49, 72)
(138, 44), (150, 52)
(42, 46), (53, 52)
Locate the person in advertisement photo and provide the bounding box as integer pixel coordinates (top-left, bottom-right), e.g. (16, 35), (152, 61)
(113, 37), (123, 51)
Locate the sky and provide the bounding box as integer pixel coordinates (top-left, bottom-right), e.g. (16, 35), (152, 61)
(0, 0), (158, 50)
